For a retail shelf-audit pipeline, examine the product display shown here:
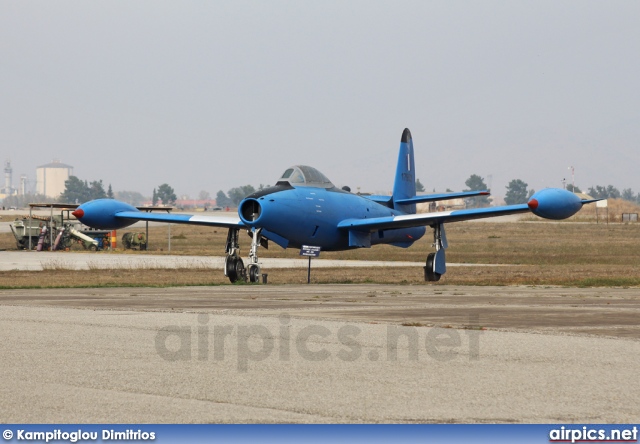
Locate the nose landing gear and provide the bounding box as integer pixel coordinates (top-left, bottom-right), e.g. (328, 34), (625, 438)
(224, 227), (265, 284)
(246, 227), (263, 283)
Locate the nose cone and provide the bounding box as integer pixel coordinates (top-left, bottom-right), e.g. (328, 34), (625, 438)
(72, 208), (85, 219)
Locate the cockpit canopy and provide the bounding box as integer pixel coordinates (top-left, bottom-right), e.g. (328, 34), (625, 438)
(277, 165), (334, 188)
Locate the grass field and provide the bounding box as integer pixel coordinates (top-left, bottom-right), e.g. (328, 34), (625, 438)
(1, 214), (639, 287)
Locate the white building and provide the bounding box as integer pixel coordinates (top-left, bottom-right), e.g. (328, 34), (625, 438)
(36, 160), (73, 198)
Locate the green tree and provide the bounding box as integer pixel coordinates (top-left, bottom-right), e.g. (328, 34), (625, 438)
(415, 178), (425, 192)
(227, 185), (256, 206)
(152, 188), (158, 206)
(156, 184), (177, 205)
(606, 185), (621, 199)
(107, 184), (114, 199)
(504, 179), (529, 205)
(566, 184), (582, 193)
(464, 174), (491, 207)
(588, 185), (620, 199)
(215, 190), (231, 207)
(115, 190), (146, 206)
(60, 176), (109, 203)
(60, 176), (91, 203)
(622, 188), (636, 202)
(198, 190), (211, 201)
(88, 180), (107, 200)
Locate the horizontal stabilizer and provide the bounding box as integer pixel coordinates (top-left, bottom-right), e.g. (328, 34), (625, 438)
(338, 204), (532, 231)
(364, 195), (393, 205)
(395, 190), (490, 205)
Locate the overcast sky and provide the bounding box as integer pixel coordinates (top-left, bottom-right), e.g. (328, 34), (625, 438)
(1, 1), (639, 200)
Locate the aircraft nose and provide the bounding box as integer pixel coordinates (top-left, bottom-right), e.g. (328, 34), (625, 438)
(72, 208), (85, 219)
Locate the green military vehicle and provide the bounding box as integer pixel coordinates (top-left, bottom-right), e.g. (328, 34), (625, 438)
(122, 232), (147, 250)
(9, 219), (44, 250)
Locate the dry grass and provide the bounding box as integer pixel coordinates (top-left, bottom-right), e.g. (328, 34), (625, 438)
(1, 217), (639, 288)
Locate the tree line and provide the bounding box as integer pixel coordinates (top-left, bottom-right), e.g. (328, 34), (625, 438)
(59, 177), (113, 203)
(215, 184), (272, 207)
(58, 175), (262, 208)
(55, 174), (640, 209)
(59, 176), (172, 206)
(464, 174), (640, 206)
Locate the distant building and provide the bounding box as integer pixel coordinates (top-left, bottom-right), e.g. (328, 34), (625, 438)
(36, 160), (73, 198)
(1, 160), (14, 196)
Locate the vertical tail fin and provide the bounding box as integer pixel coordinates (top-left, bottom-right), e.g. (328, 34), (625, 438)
(392, 128), (417, 214)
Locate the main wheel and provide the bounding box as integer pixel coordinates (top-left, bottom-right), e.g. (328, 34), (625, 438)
(425, 252), (441, 282)
(225, 256), (244, 283)
(248, 264), (261, 283)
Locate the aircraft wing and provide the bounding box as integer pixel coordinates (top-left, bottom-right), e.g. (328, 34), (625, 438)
(337, 204), (531, 231)
(339, 189), (598, 232)
(114, 211), (244, 228)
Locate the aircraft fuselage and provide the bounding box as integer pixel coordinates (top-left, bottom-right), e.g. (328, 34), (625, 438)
(239, 185), (426, 251)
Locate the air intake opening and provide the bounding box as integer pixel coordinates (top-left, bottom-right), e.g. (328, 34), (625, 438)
(240, 199), (262, 222)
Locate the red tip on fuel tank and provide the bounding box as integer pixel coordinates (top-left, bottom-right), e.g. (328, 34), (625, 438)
(72, 209), (84, 219)
(527, 199), (539, 210)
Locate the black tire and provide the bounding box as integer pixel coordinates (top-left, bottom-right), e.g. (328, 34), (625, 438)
(248, 264), (260, 283)
(88, 244), (98, 252)
(425, 252), (441, 282)
(226, 257), (244, 283)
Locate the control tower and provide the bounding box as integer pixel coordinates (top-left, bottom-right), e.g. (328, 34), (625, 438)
(2, 160), (13, 195)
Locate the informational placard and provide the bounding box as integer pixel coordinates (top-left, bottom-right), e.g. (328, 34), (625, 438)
(300, 245), (321, 283)
(300, 245), (322, 257)
(596, 199), (608, 208)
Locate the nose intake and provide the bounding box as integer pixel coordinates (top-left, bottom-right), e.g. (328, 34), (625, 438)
(239, 199), (262, 225)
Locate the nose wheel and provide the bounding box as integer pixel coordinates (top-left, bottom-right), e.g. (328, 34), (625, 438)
(247, 263), (261, 283)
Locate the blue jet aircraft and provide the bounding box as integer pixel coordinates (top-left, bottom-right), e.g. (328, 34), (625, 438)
(72, 129), (597, 283)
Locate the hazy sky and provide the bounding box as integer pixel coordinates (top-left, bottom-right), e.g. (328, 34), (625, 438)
(2, 1), (639, 200)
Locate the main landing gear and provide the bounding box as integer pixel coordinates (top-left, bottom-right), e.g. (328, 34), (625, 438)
(425, 223), (447, 282)
(425, 252), (440, 282)
(224, 227), (266, 284)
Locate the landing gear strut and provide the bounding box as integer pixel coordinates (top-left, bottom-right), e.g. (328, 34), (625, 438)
(246, 227), (263, 283)
(224, 228), (245, 283)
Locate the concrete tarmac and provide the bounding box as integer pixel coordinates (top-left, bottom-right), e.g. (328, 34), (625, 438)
(0, 284), (638, 423)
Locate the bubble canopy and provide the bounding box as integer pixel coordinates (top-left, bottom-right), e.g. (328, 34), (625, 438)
(278, 165), (334, 188)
